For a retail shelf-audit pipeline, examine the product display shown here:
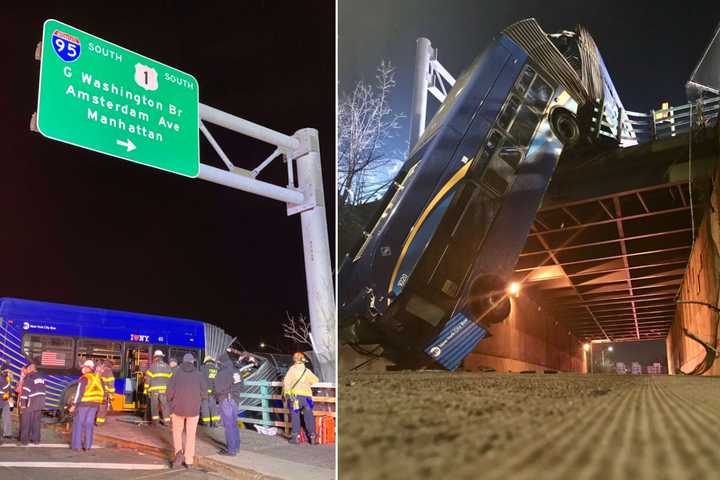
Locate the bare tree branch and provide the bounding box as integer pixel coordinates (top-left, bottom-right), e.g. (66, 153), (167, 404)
(282, 311), (312, 347)
(338, 60), (406, 206)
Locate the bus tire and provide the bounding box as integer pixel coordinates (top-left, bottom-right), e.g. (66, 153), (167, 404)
(550, 107), (580, 146)
(467, 275), (511, 324)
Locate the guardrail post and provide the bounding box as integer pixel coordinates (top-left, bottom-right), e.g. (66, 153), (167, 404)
(260, 383), (271, 427)
(616, 107), (624, 144)
(650, 109), (657, 140)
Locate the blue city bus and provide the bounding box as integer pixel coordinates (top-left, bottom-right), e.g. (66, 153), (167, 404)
(0, 297), (272, 412)
(339, 19), (633, 370)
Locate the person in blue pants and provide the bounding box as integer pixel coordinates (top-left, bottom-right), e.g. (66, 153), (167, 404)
(214, 353), (242, 456)
(70, 360), (104, 451)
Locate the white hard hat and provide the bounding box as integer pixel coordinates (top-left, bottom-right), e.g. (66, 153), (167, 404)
(82, 360), (95, 369)
(153, 350), (165, 357)
(204, 356), (215, 363)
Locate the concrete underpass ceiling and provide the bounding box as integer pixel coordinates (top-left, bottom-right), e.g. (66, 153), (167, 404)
(513, 127), (720, 342)
(514, 181), (702, 342)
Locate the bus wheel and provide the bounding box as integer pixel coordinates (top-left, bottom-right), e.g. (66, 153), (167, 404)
(550, 108), (580, 146)
(467, 275), (511, 324)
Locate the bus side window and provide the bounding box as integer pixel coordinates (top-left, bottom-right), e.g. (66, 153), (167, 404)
(169, 347), (199, 365)
(23, 334), (75, 370)
(473, 131), (521, 197)
(515, 65), (535, 95)
(498, 145), (523, 169)
(497, 95), (521, 131)
(76, 338), (122, 371)
(525, 75), (553, 112)
(509, 105), (540, 147)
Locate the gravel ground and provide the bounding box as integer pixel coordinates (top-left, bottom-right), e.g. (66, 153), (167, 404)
(339, 372), (720, 480)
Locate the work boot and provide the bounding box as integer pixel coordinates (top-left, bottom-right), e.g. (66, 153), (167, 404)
(288, 435), (300, 445)
(172, 451), (184, 469)
(310, 434), (318, 445)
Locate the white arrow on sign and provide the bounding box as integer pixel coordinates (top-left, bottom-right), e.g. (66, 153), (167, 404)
(116, 139), (136, 152)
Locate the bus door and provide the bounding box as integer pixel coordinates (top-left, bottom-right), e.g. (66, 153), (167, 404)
(123, 343), (151, 409)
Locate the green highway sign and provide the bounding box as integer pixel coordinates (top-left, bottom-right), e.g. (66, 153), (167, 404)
(37, 19), (199, 177)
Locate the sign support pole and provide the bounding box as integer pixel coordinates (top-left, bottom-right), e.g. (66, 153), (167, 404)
(197, 105), (336, 381)
(409, 37), (432, 151)
(408, 37), (457, 152)
(295, 129), (336, 382)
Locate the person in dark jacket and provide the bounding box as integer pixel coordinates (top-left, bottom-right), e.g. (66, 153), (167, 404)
(70, 360), (104, 451)
(19, 360), (45, 445)
(166, 353), (208, 469)
(214, 352), (243, 456)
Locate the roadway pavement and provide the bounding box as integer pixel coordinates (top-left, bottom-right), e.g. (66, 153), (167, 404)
(339, 372), (720, 480)
(0, 422), (221, 479)
(0, 413), (334, 479)
(94, 415), (334, 480)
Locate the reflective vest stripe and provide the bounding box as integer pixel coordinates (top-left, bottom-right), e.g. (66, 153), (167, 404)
(80, 374), (104, 404)
(288, 388), (313, 396)
(101, 376), (115, 393)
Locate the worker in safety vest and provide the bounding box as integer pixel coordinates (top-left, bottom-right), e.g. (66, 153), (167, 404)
(95, 359), (115, 427)
(283, 352), (319, 444)
(18, 359), (45, 445)
(1, 360), (13, 441)
(70, 360), (104, 451)
(200, 356), (220, 427)
(145, 350), (172, 425)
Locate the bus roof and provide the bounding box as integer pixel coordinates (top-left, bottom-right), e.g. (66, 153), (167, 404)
(0, 297), (205, 348)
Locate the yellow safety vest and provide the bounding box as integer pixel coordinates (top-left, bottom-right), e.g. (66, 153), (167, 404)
(80, 373), (104, 404)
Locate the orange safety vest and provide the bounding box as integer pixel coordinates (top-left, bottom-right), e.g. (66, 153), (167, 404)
(80, 373), (104, 404)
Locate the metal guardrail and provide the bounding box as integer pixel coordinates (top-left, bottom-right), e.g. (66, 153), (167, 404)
(238, 380), (336, 436)
(610, 95), (720, 145)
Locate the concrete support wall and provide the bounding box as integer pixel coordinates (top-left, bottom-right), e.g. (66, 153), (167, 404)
(464, 294), (586, 373)
(667, 173), (720, 375)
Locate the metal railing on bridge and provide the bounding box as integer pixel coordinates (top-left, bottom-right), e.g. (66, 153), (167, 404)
(238, 380), (336, 443)
(607, 95), (720, 145)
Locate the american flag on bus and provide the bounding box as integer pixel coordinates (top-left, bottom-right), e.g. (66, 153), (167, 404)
(41, 351), (66, 367)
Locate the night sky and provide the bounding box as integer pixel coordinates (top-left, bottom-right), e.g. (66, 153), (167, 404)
(1, 2), (335, 352)
(340, 0), (720, 157)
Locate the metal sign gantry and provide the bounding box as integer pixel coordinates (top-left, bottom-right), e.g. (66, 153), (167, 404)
(32, 20), (335, 381)
(409, 37), (456, 149)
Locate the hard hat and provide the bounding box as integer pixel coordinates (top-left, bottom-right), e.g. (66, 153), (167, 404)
(293, 352), (306, 363)
(82, 360), (95, 369)
(204, 356), (215, 363)
(153, 350), (165, 358)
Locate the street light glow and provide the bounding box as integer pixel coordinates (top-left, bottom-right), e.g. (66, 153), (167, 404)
(608, 346), (614, 352)
(260, 342), (266, 349)
(583, 343), (591, 352)
(508, 282), (521, 297)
